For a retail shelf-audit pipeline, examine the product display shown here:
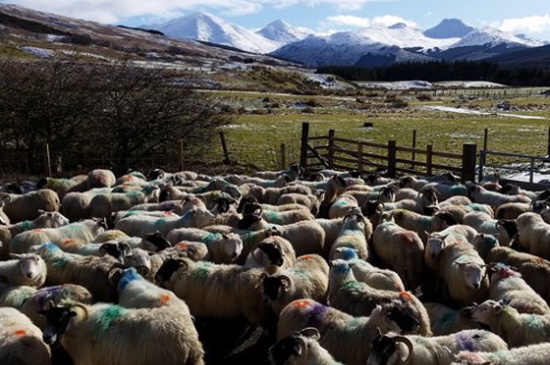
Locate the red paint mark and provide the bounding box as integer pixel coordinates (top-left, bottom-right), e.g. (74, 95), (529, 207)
(14, 330), (26, 336)
(124, 176), (133, 181)
(292, 299), (311, 308)
(176, 242), (189, 249)
(399, 292), (413, 302)
(399, 231), (417, 245)
(62, 239), (75, 245)
(299, 255), (314, 261)
(536, 257), (545, 263)
(160, 295), (170, 304)
(33, 229), (43, 233)
(163, 211), (173, 216)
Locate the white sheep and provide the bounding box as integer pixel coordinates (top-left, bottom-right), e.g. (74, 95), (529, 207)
(154, 258), (271, 326)
(389, 209), (454, 242)
(516, 212), (550, 259)
(60, 187), (112, 221)
(438, 237), (489, 306)
(0, 253), (46, 287)
(332, 247), (405, 292)
(277, 298), (414, 365)
(367, 329), (508, 365)
(423, 302), (482, 336)
(0, 210), (70, 259)
(9, 218), (107, 254)
(424, 225), (480, 273)
(0, 283), (93, 329)
(372, 218), (425, 289)
(0, 189), (60, 223)
(466, 182), (531, 210)
(0, 307), (51, 365)
(87, 168), (117, 188)
(127, 200), (186, 215)
(328, 193), (359, 219)
(468, 299), (550, 347)
(40, 301), (205, 365)
(327, 259), (431, 335)
(329, 213), (371, 261)
(261, 254), (329, 315)
(488, 262), (550, 315)
(34, 243), (123, 303)
(268, 327), (342, 365)
(453, 343), (550, 365)
(166, 227), (243, 264)
(115, 206), (216, 238)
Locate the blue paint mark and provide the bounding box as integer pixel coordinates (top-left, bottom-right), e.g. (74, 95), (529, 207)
(117, 268), (141, 293)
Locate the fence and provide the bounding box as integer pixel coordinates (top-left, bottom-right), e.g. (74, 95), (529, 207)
(299, 123), (477, 182)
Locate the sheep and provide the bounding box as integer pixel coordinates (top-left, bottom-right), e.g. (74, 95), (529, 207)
(327, 259), (431, 334)
(245, 184), (311, 206)
(252, 163), (303, 181)
(0, 283), (93, 329)
(367, 329), (508, 365)
(487, 262), (550, 315)
(88, 190), (157, 222)
(166, 227), (243, 264)
(0, 307), (51, 365)
(0, 200), (10, 226)
(423, 182), (468, 201)
(466, 182), (531, 210)
(147, 242), (211, 277)
(453, 343), (550, 365)
(468, 299), (550, 347)
(329, 213), (371, 261)
(40, 301), (205, 365)
(424, 225), (480, 273)
(423, 302), (482, 336)
(73, 240), (131, 263)
(154, 258), (273, 327)
(372, 218), (425, 289)
(0, 210), (70, 259)
(471, 233), (499, 262)
(276, 298), (420, 365)
(494, 201), (532, 219)
(0, 189), (60, 223)
(87, 168), (116, 188)
(261, 254), (329, 316)
(0, 253), (47, 287)
(438, 237), (489, 306)
(36, 174), (89, 199)
(238, 216), (326, 257)
(333, 247), (405, 291)
(112, 209), (180, 225)
(515, 212), (550, 259)
(115, 206), (216, 238)
(487, 246), (550, 305)
(245, 235), (297, 273)
(237, 197), (309, 214)
(277, 192), (324, 215)
(389, 209), (455, 242)
(268, 327), (342, 365)
(113, 267), (189, 310)
(328, 193), (360, 219)
(127, 200), (186, 215)
(9, 218), (107, 254)
(60, 187), (112, 221)
(243, 203), (315, 226)
(463, 211), (517, 247)
(34, 243), (123, 302)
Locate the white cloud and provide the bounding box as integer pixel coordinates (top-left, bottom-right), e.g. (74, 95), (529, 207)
(494, 15), (550, 35)
(322, 14), (417, 30)
(6, 0), (400, 23)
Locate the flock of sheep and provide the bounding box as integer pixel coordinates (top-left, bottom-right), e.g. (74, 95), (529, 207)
(1, 164), (550, 364)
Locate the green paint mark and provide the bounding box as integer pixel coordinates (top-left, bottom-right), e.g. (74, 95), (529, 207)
(97, 305), (127, 333)
(342, 280), (363, 290)
(202, 232), (221, 244)
(265, 211), (281, 224)
(525, 314), (546, 331)
(419, 216), (433, 231)
(19, 221), (33, 231)
(450, 185), (467, 196)
(192, 261), (212, 280)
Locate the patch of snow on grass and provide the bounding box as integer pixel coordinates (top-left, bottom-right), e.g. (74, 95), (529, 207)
(19, 46), (54, 59)
(423, 105), (546, 120)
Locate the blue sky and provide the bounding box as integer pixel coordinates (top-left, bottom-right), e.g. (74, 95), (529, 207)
(3, 0), (550, 41)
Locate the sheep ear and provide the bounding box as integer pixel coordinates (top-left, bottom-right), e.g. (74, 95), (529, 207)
(9, 253), (21, 259)
(493, 304), (503, 314)
(37, 209), (46, 215)
(299, 327), (320, 341)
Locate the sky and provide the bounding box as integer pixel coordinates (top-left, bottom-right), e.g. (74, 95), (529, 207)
(3, 0), (550, 41)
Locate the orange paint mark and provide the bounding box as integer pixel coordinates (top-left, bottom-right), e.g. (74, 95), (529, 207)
(163, 211), (173, 216)
(62, 239), (75, 245)
(292, 299), (311, 308)
(160, 295), (170, 304)
(14, 330), (26, 337)
(536, 257), (546, 263)
(33, 229), (43, 233)
(299, 255), (313, 261)
(176, 242), (189, 249)
(124, 176), (133, 181)
(399, 292), (413, 302)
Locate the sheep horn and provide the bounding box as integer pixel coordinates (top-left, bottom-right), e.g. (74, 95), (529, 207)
(298, 327), (320, 341)
(279, 274), (291, 289)
(70, 302), (90, 320)
(392, 335), (414, 363)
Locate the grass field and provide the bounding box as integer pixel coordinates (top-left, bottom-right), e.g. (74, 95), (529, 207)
(209, 89), (550, 174)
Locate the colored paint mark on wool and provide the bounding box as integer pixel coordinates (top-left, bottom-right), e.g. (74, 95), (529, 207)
(343, 280), (363, 291)
(192, 262), (212, 280)
(19, 221), (33, 231)
(455, 331), (475, 351)
(13, 330), (27, 337)
(160, 295), (170, 305)
(118, 268), (140, 293)
(435, 312), (456, 333)
(266, 211), (281, 224)
(97, 305), (127, 333)
(304, 301), (329, 329)
(399, 292), (413, 302)
(525, 314), (546, 331)
(202, 232), (221, 244)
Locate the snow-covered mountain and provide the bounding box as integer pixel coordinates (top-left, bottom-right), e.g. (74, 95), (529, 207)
(270, 23), (455, 67)
(449, 27), (544, 48)
(424, 19), (475, 39)
(152, 11), (280, 53)
(256, 19), (312, 47)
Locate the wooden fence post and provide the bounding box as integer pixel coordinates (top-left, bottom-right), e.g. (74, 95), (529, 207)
(411, 130), (417, 169)
(299, 122), (309, 170)
(219, 132), (230, 165)
(462, 143), (477, 183)
(327, 129), (335, 168)
(280, 143), (286, 169)
(388, 140), (397, 178)
(426, 144), (433, 177)
(44, 143), (52, 177)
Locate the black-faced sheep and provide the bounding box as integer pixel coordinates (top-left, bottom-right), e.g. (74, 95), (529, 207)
(268, 327), (341, 365)
(40, 301), (205, 365)
(367, 329), (507, 365)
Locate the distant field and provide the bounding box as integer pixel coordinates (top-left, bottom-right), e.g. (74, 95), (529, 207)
(209, 89), (550, 173)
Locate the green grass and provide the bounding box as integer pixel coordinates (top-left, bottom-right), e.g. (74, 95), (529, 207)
(206, 92), (550, 174)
